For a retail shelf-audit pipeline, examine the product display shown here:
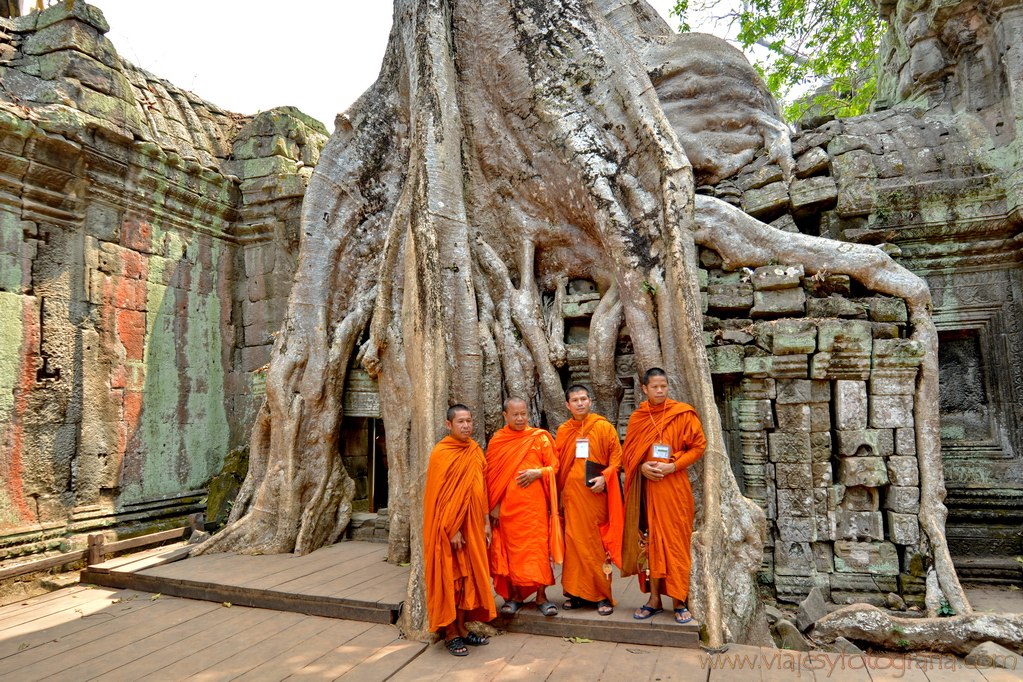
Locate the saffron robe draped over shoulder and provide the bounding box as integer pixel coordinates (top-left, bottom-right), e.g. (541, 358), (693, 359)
(621, 399), (706, 603)
(554, 413), (624, 604)
(486, 426), (561, 601)
(423, 435), (497, 632)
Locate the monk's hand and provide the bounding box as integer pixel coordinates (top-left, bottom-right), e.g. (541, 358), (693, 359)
(450, 529), (465, 551)
(515, 468), (541, 487)
(489, 505), (500, 527)
(484, 521), (492, 546)
(641, 461), (668, 481)
(588, 476), (606, 493)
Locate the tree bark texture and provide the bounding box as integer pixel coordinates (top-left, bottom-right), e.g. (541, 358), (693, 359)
(195, 0), (967, 645)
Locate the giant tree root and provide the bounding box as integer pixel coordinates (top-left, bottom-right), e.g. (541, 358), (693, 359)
(814, 604), (1023, 656)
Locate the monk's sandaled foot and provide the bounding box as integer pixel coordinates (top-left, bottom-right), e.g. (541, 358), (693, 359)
(538, 601), (559, 616)
(674, 606), (693, 624)
(463, 631), (489, 646)
(633, 604), (663, 619)
(562, 595), (588, 610)
(500, 600), (522, 615)
(597, 599), (613, 616)
(445, 637), (469, 656)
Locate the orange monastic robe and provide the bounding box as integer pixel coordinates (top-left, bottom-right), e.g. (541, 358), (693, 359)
(486, 426), (561, 601)
(423, 435), (497, 632)
(621, 399), (706, 603)
(554, 413), (624, 604)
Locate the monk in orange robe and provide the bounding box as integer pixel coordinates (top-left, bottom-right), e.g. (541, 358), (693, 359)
(423, 404), (496, 656)
(622, 368), (706, 625)
(554, 384), (624, 616)
(486, 397), (562, 617)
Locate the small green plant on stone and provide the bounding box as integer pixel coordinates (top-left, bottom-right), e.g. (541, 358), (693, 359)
(937, 599), (955, 617)
(897, 638), (910, 649)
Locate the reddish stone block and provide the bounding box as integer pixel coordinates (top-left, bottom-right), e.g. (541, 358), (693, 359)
(116, 309), (146, 360)
(114, 275), (147, 311)
(122, 390), (143, 428)
(121, 249), (147, 280)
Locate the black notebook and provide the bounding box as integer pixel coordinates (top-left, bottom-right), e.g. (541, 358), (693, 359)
(585, 460), (603, 487)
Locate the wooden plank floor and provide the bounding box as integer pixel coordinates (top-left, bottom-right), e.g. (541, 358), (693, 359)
(83, 540), (699, 648)
(3, 586), (1019, 681)
(76, 542), (1023, 668)
(82, 541), (408, 625)
(394, 635), (1022, 682)
(0, 586), (424, 681)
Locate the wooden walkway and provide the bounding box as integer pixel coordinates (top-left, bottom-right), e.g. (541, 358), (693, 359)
(81, 540), (698, 648)
(82, 541), (407, 625)
(396, 636), (1021, 682)
(0, 585), (423, 680)
(1, 585), (1019, 681)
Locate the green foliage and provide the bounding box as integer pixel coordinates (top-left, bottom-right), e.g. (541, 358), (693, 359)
(671, 0), (885, 121)
(937, 599), (956, 617)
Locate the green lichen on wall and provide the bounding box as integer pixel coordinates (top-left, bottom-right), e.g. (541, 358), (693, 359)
(120, 229), (229, 502)
(182, 238), (229, 488)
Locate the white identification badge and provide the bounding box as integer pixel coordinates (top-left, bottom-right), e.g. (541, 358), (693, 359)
(651, 443), (670, 460)
(575, 438), (590, 458)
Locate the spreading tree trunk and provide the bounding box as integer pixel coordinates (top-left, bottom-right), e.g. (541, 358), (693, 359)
(196, 0), (969, 646)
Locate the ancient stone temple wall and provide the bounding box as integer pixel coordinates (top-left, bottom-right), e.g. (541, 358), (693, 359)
(696, 258), (927, 605)
(701, 73), (1023, 579)
(0, 3), (325, 560)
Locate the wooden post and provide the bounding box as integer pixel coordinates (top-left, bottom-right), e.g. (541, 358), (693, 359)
(86, 534), (105, 565)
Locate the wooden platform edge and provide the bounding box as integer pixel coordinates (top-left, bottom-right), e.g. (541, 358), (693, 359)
(493, 613), (701, 649)
(81, 568), (400, 625)
(84, 543), (192, 575)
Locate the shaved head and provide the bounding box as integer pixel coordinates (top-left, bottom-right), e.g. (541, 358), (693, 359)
(502, 397), (527, 412)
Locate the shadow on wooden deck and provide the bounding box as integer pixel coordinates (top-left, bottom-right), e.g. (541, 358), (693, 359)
(81, 540), (700, 648)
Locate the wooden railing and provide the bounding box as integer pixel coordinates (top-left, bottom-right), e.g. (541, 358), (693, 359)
(0, 514), (202, 582)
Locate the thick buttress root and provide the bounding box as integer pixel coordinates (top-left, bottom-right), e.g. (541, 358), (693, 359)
(814, 605), (1022, 655)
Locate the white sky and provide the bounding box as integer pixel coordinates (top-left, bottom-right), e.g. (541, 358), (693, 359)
(93, 1), (735, 132)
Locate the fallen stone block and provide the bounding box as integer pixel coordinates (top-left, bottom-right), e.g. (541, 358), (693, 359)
(965, 641), (1020, 670)
(832, 636), (863, 655)
(774, 618), (813, 650)
(796, 586), (829, 631)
